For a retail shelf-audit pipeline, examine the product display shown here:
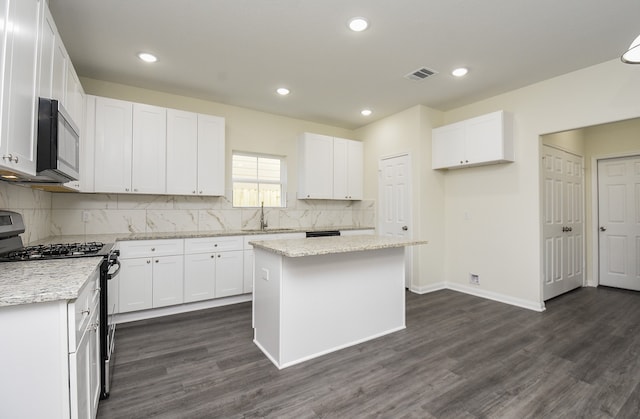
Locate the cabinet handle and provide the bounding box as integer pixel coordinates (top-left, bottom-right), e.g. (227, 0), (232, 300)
(460, 160), (464, 164)
(199, 191), (203, 194)
(192, 190), (196, 194)
(307, 195), (310, 198)
(217, 254), (221, 258)
(210, 254), (214, 258)
(81, 309), (90, 316)
(146, 260), (151, 264)
(125, 188), (130, 192)
(134, 188), (138, 192)
(151, 248), (156, 251)
(465, 160), (469, 163)
(91, 323), (99, 331)
(155, 259), (159, 263)
(12, 155), (18, 163)
(214, 244), (218, 247)
(1, 154), (9, 161)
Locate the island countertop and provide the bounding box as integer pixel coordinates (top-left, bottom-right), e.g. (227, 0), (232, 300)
(249, 235), (427, 257)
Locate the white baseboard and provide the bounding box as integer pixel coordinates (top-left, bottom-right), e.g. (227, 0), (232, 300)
(409, 282), (545, 312)
(113, 294), (253, 324)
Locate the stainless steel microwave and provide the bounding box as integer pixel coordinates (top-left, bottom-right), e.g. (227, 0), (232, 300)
(36, 98), (80, 182)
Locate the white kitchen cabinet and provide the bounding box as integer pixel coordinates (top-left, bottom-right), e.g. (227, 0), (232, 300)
(118, 257), (153, 313)
(298, 132), (334, 199)
(184, 236), (244, 302)
(0, 0), (42, 176)
(333, 137), (363, 200)
(215, 250), (244, 297)
(184, 252), (216, 302)
(151, 255), (184, 308)
(298, 133), (363, 200)
(243, 249), (254, 294)
(118, 239), (185, 312)
(69, 298), (100, 419)
(132, 103), (166, 193)
(93, 96), (133, 193)
(432, 110), (514, 169)
(166, 110), (225, 196)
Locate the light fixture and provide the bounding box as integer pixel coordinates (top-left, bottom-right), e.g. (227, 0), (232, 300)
(348, 17), (368, 32)
(621, 34), (640, 64)
(276, 87), (290, 96)
(452, 67), (468, 77)
(137, 52), (158, 63)
(360, 109), (372, 116)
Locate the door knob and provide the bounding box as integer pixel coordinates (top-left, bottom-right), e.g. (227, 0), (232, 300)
(402, 226), (408, 231)
(600, 226), (607, 231)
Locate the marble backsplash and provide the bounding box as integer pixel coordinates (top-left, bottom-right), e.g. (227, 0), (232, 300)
(50, 192), (376, 236)
(0, 182), (52, 244)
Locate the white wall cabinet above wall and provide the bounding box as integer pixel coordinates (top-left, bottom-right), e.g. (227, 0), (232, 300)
(87, 95), (225, 196)
(166, 110), (225, 196)
(298, 132), (363, 200)
(432, 110), (514, 170)
(0, 0), (42, 177)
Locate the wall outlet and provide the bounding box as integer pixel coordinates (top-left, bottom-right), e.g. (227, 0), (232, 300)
(82, 210), (90, 222)
(469, 273), (480, 285)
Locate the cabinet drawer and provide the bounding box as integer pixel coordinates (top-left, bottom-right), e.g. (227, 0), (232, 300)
(119, 239), (184, 258)
(68, 269), (100, 352)
(185, 236), (243, 254)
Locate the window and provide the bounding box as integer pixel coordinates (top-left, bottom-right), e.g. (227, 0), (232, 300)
(232, 152), (285, 207)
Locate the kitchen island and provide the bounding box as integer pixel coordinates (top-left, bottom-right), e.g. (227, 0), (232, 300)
(250, 235), (426, 369)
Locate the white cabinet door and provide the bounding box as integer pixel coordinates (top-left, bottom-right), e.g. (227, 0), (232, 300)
(118, 258), (152, 313)
(52, 39), (67, 104)
(0, 0), (41, 176)
(69, 304), (98, 419)
(38, 7), (55, 98)
(464, 112), (504, 164)
(132, 103), (166, 194)
(94, 97), (133, 193)
(432, 122), (465, 169)
(346, 139), (363, 200)
(215, 250), (244, 298)
(166, 109), (198, 195)
(298, 133), (333, 199)
(152, 255), (184, 308)
(333, 137), (349, 200)
(243, 249), (254, 293)
(197, 114), (225, 196)
(184, 252), (216, 302)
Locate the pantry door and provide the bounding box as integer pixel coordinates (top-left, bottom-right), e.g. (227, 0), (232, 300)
(379, 153), (412, 288)
(542, 146), (585, 300)
(598, 156), (640, 291)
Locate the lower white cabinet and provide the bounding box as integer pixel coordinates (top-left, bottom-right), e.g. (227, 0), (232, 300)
(0, 265), (102, 419)
(184, 236), (244, 302)
(117, 239), (184, 313)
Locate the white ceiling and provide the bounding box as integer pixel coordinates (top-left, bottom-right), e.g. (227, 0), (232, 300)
(49, 0), (640, 129)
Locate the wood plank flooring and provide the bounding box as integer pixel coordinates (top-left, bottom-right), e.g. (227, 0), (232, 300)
(97, 287), (640, 418)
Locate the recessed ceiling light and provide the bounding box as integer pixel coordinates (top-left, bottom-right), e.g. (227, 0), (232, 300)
(361, 109), (372, 116)
(452, 67), (468, 77)
(348, 17), (369, 32)
(276, 87), (290, 96)
(137, 52), (158, 63)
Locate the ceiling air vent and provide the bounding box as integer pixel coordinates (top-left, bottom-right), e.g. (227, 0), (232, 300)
(404, 67), (438, 81)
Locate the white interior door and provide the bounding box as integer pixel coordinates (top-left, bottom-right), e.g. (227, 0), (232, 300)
(542, 146), (584, 300)
(598, 156), (640, 291)
(378, 154), (412, 288)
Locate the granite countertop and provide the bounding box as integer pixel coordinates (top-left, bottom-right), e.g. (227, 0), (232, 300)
(31, 226), (374, 245)
(0, 257), (103, 307)
(249, 235), (427, 257)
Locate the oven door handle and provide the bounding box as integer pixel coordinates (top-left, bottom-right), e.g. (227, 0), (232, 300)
(107, 260), (121, 280)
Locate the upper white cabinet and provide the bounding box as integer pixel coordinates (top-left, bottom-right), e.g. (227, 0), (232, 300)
(88, 96), (226, 196)
(432, 110), (514, 170)
(333, 137), (363, 200)
(132, 103), (166, 194)
(298, 132), (363, 200)
(0, 0), (42, 176)
(166, 110), (225, 196)
(93, 96), (133, 193)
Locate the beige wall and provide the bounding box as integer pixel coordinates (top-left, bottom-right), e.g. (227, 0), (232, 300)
(355, 105), (446, 289)
(436, 58), (640, 309)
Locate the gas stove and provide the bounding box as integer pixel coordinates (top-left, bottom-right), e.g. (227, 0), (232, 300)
(0, 241), (110, 262)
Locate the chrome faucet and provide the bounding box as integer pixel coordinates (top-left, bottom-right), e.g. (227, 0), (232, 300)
(260, 201), (267, 230)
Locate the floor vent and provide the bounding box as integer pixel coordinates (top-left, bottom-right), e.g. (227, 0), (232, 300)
(404, 67), (438, 81)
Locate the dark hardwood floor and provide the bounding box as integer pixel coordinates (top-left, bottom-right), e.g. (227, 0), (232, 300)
(97, 287), (640, 418)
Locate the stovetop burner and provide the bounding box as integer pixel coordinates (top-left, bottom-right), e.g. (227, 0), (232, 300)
(2, 242), (106, 261)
